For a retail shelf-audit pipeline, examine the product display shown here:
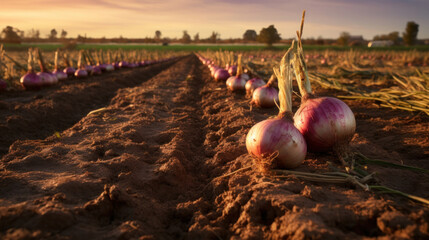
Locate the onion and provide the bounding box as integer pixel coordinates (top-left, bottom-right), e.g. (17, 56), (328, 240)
(0, 79), (6, 91)
(226, 55), (247, 92)
(20, 72), (43, 90)
(119, 61), (129, 68)
(92, 66), (102, 75)
(246, 44), (306, 169)
(105, 64), (114, 71)
(294, 96), (355, 151)
(38, 72), (57, 86)
(85, 65), (94, 75)
(75, 51), (88, 78)
(53, 69), (67, 80)
(214, 68), (230, 82)
(251, 75), (278, 108)
(36, 49), (58, 86)
(64, 67), (75, 77)
(226, 76), (246, 92)
(52, 51), (68, 80)
(75, 69), (88, 78)
(228, 65), (237, 76)
(245, 77), (265, 95)
(292, 11), (355, 152)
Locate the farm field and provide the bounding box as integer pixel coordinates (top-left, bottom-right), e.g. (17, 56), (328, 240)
(0, 48), (428, 239)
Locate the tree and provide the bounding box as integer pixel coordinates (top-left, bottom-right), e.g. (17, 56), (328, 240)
(155, 30), (162, 42)
(243, 29), (257, 41)
(337, 32), (350, 46)
(194, 33), (199, 42)
(208, 31), (220, 43)
(60, 29), (68, 39)
(403, 21), (419, 46)
(257, 25), (281, 46)
(181, 30), (191, 44)
(49, 29), (58, 40)
(0, 26), (21, 43)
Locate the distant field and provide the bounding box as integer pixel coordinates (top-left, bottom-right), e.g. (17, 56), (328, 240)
(3, 43), (429, 52)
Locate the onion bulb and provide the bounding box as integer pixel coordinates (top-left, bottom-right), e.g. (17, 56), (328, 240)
(251, 75), (279, 108)
(226, 55), (247, 92)
(20, 49), (43, 90)
(53, 51), (68, 80)
(292, 10), (355, 152)
(245, 77), (265, 95)
(75, 50), (88, 78)
(214, 68), (230, 82)
(246, 43), (306, 169)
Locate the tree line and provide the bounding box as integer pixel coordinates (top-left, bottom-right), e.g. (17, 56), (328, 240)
(0, 21), (421, 46)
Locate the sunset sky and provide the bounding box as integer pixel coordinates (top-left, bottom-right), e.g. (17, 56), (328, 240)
(1, 0), (428, 40)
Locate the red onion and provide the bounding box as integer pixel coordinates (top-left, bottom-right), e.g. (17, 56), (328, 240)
(245, 77), (265, 95)
(228, 65), (237, 76)
(20, 72), (43, 90)
(0, 79), (6, 91)
(119, 61), (129, 68)
(52, 51), (68, 80)
(105, 64), (114, 71)
(85, 65), (93, 75)
(251, 75), (278, 108)
(75, 51), (88, 78)
(246, 45), (306, 169)
(38, 72), (57, 86)
(53, 69), (67, 80)
(214, 68), (230, 82)
(226, 55), (247, 92)
(226, 76), (246, 91)
(64, 67), (75, 77)
(294, 96), (355, 151)
(75, 69), (88, 78)
(292, 11), (355, 153)
(92, 66), (102, 75)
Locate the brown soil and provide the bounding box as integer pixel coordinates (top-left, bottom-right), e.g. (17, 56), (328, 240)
(0, 54), (428, 239)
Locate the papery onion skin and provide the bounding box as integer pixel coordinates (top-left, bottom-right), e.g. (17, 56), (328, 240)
(252, 86), (279, 107)
(294, 96), (356, 152)
(226, 76), (246, 92)
(245, 78), (265, 95)
(214, 69), (230, 82)
(246, 117), (307, 169)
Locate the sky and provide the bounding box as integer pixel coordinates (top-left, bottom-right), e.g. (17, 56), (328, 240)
(1, 0), (428, 40)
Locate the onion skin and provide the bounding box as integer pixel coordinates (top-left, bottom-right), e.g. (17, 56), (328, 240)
(246, 117), (307, 169)
(226, 76), (246, 92)
(245, 78), (265, 95)
(294, 96), (356, 152)
(214, 69), (230, 82)
(105, 64), (114, 72)
(20, 72), (43, 90)
(252, 86), (279, 107)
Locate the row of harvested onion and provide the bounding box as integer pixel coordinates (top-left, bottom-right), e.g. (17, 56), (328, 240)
(19, 48), (171, 90)
(196, 12), (356, 170)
